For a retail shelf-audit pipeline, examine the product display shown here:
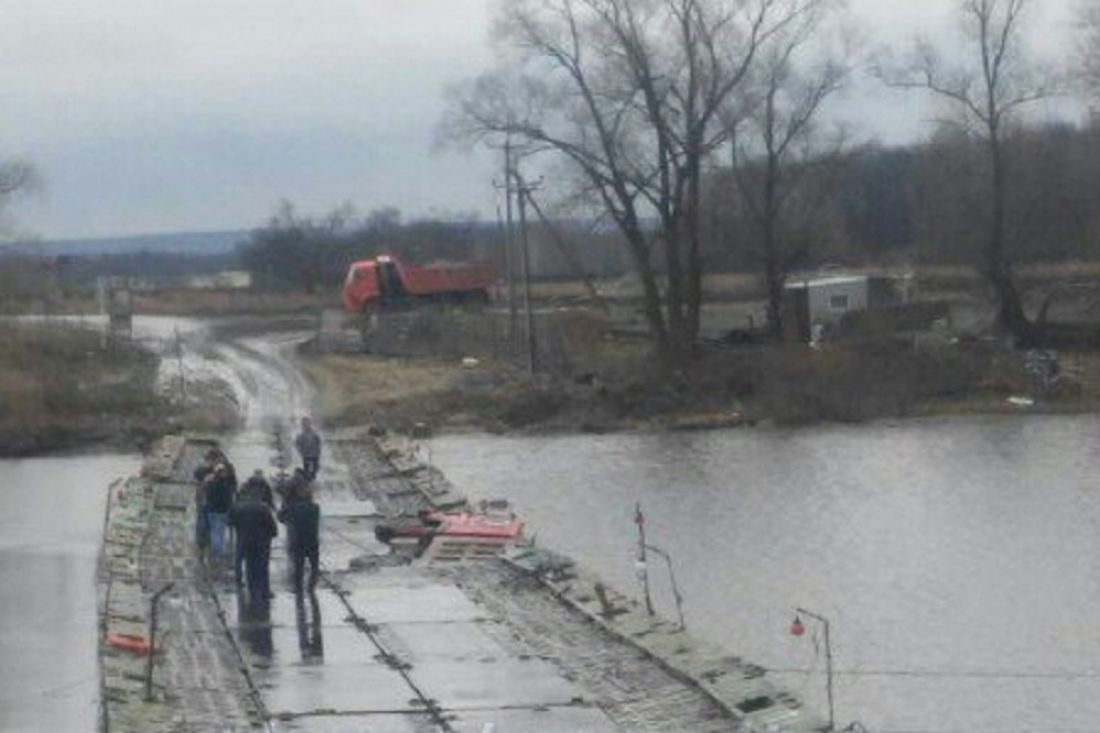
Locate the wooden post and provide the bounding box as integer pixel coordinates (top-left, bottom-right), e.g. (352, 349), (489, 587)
(796, 606), (835, 731)
(144, 582), (175, 702)
(635, 503), (654, 616)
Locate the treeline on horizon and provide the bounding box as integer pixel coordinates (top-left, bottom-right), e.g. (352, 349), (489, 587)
(5, 118), (1100, 295)
(238, 117), (1100, 292)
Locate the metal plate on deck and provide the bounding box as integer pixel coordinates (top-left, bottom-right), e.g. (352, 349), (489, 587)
(449, 707), (620, 732)
(406, 659), (587, 710)
(345, 586), (489, 624)
(270, 713), (433, 732)
(216, 590), (349, 629)
(261, 626), (377, 667)
(257, 662), (418, 717)
(374, 620), (507, 662)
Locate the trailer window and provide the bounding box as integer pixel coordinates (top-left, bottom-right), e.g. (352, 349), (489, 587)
(830, 294), (849, 310)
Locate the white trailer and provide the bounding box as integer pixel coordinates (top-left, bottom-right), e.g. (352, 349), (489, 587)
(783, 275), (870, 343)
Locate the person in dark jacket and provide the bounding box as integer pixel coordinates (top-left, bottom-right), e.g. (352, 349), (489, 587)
(192, 450), (218, 552)
(239, 469), (275, 509)
(230, 493), (278, 603)
(278, 484), (321, 595)
(294, 417), (322, 482)
(204, 463), (236, 565)
(276, 468), (309, 565)
(215, 450), (238, 486)
(235, 470), (275, 583)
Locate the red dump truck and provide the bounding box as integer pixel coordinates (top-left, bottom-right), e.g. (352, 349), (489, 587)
(342, 255), (495, 314)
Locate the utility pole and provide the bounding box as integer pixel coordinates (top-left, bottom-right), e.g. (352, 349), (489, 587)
(634, 503), (655, 616)
(525, 190), (609, 313)
(514, 171), (540, 375)
(503, 139), (519, 344)
(492, 138), (520, 347)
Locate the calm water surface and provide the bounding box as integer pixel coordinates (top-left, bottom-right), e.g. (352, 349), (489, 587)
(0, 454), (139, 733)
(433, 416), (1100, 733)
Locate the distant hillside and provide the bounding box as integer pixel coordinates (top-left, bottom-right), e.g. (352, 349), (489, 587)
(4, 230), (248, 257)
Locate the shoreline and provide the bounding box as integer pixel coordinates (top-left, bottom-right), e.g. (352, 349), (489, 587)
(5, 310), (1097, 457)
(7, 396), (1096, 458)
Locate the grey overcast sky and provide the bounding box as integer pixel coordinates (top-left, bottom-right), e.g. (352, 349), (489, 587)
(0, 0), (1078, 240)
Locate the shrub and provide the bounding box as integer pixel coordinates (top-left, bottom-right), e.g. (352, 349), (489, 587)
(750, 340), (990, 424)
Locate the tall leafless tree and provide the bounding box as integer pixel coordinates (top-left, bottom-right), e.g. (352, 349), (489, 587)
(729, 3), (851, 337)
(444, 0), (823, 364)
(879, 0), (1056, 344)
(1077, 0), (1100, 99)
(0, 159), (39, 248)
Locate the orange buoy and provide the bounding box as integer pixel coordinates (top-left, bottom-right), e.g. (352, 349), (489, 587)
(105, 631), (152, 655)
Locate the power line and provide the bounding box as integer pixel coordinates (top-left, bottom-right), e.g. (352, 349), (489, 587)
(768, 666), (1100, 680)
(878, 728), (1100, 733)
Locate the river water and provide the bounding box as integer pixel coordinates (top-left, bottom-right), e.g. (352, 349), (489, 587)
(432, 416), (1100, 733)
(7, 316), (1100, 732)
(0, 316), (194, 733)
(0, 454), (140, 733)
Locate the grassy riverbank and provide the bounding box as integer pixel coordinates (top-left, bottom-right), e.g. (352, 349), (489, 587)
(297, 337), (1100, 435)
(0, 322), (170, 455)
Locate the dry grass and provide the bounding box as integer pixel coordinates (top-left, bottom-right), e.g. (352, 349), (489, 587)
(297, 352), (540, 431)
(135, 289), (336, 316)
(0, 321), (168, 454)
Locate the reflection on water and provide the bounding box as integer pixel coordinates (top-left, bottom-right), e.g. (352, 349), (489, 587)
(0, 454), (140, 733)
(432, 415), (1100, 732)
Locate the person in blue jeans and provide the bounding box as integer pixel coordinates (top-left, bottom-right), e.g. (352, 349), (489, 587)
(204, 463), (236, 566)
(193, 450), (218, 552)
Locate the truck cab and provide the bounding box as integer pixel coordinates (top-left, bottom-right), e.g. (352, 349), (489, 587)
(342, 255), (495, 314)
(343, 256), (406, 312)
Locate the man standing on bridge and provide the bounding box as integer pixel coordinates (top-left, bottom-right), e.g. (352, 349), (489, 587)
(203, 462), (236, 569)
(230, 485), (278, 604)
(294, 417), (322, 482)
(278, 483), (321, 595)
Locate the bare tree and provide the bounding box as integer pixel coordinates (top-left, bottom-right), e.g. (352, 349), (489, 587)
(0, 160), (34, 198)
(1078, 0), (1100, 99)
(444, 0), (823, 364)
(729, 4), (851, 337)
(0, 159), (38, 238)
(879, 0), (1056, 344)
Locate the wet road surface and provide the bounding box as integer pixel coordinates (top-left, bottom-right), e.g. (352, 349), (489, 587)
(0, 454), (140, 733)
(183, 330), (748, 731)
